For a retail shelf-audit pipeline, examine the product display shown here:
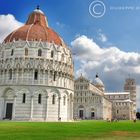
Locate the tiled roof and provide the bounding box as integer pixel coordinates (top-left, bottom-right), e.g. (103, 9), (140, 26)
(4, 8), (66, 48)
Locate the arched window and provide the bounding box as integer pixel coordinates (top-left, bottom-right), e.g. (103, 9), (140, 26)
(11, 49), (14, 56)
(63, 96), (66, 106)
(52, 95), (55, 104)
(25, 48), (28, 56)
(22, 93), (26, 103)
(61, 53), (64, 61)
(9, 69), (12, 80)
(53, 71), (57, 81)
(34, 70), (38, 80)
(51, 50), (54, 58)
(38, 94), (42, 104)
(1, 51), (4, 58)
(38, 49), (42, 56)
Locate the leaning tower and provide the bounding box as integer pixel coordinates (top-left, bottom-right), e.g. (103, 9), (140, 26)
(124, 78), (136, 118)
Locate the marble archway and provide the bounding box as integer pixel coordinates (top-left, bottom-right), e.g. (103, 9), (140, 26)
(78, 105), (85, 119)
(2, 88), (15, 120)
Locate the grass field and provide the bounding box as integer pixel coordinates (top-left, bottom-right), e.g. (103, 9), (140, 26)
(0, 120), (140, 140)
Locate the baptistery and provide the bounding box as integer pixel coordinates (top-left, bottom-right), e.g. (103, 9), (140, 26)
(0, 7), (74, 121)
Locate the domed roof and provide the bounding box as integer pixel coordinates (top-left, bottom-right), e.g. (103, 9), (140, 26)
(94, 74), (104, 86)
(4, 6), (66, 48)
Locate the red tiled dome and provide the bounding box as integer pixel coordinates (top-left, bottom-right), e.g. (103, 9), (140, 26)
(4, 8), (66, 47)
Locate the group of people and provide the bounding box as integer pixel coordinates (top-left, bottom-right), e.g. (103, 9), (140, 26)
(106, 118), (119, 122)
(106, 118), (137, 123)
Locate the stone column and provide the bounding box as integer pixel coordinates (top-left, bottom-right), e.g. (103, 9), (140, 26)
(61, 73), (63, 87)
(67, 98), (70, 121)
(59, 72), (61, 87)
(16, 69), (18, 84)
(32, 69), (35, 85)
(3, 70), (5, 84)
(21, 68), (24, 83)
(55, 71), (58, 87)
(64, 74), (66, 88)
(58, 73), (60, 87)
(52, 71), (54, 86)
(70, 100), (74, 120)
(27, 69), (30, 84)
(46, 70), (48, 85)
(30, 95), (34, 120)
(47, 70), (50, 86)
(68, 93), (74, 121)
(45, 95), (49, 121)
(4, 69), (7, 84)
(12, 94), (17, 120)
(38, 69), (40, 85)
(43, 70), (45, 85)
(1, 96), (5, 119)
(58, 97), (61, 121)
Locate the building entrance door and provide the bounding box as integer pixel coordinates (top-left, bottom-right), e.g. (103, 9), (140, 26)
(5, 103), (13, 120)
(79, 110), (84, 119)
(91, 112), (95, 118)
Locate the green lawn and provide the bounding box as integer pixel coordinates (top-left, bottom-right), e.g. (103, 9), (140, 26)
(0, 120), (140, 140)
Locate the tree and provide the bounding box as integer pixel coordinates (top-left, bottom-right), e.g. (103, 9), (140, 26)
(136, 112), (140, 119)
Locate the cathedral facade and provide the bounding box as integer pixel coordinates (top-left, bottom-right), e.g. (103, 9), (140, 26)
(74, 75), (136, 120)
(0, 8), (74, 121)
(74, 75), (112, 120)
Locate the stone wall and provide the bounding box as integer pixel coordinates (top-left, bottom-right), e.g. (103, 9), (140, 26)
(0, 86), (74, 121)
(0, 40), (74, 121)
(74, 76), (112, 120)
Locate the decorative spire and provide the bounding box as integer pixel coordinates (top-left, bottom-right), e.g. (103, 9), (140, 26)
(96, 73), (99, 78)
(26, 6), (48, 27)
(37, 5), (40, 10)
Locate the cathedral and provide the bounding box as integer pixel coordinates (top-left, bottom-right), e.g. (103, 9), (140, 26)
(0, 7), (74, 121)
(0, 7), (137, 121)
(74, 74), (136, 120)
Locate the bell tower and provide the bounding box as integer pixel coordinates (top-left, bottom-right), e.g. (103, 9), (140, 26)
(124, 78), (136, 118)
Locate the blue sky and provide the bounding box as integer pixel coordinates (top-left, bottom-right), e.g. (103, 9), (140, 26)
(1, 0), (140, 52)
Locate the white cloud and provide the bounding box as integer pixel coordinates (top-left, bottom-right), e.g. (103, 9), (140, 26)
(0, 14), (23, 43)
(72, 35), (140, 108)
(97, 29), (108, 42)
(98, 33), (108, 42)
